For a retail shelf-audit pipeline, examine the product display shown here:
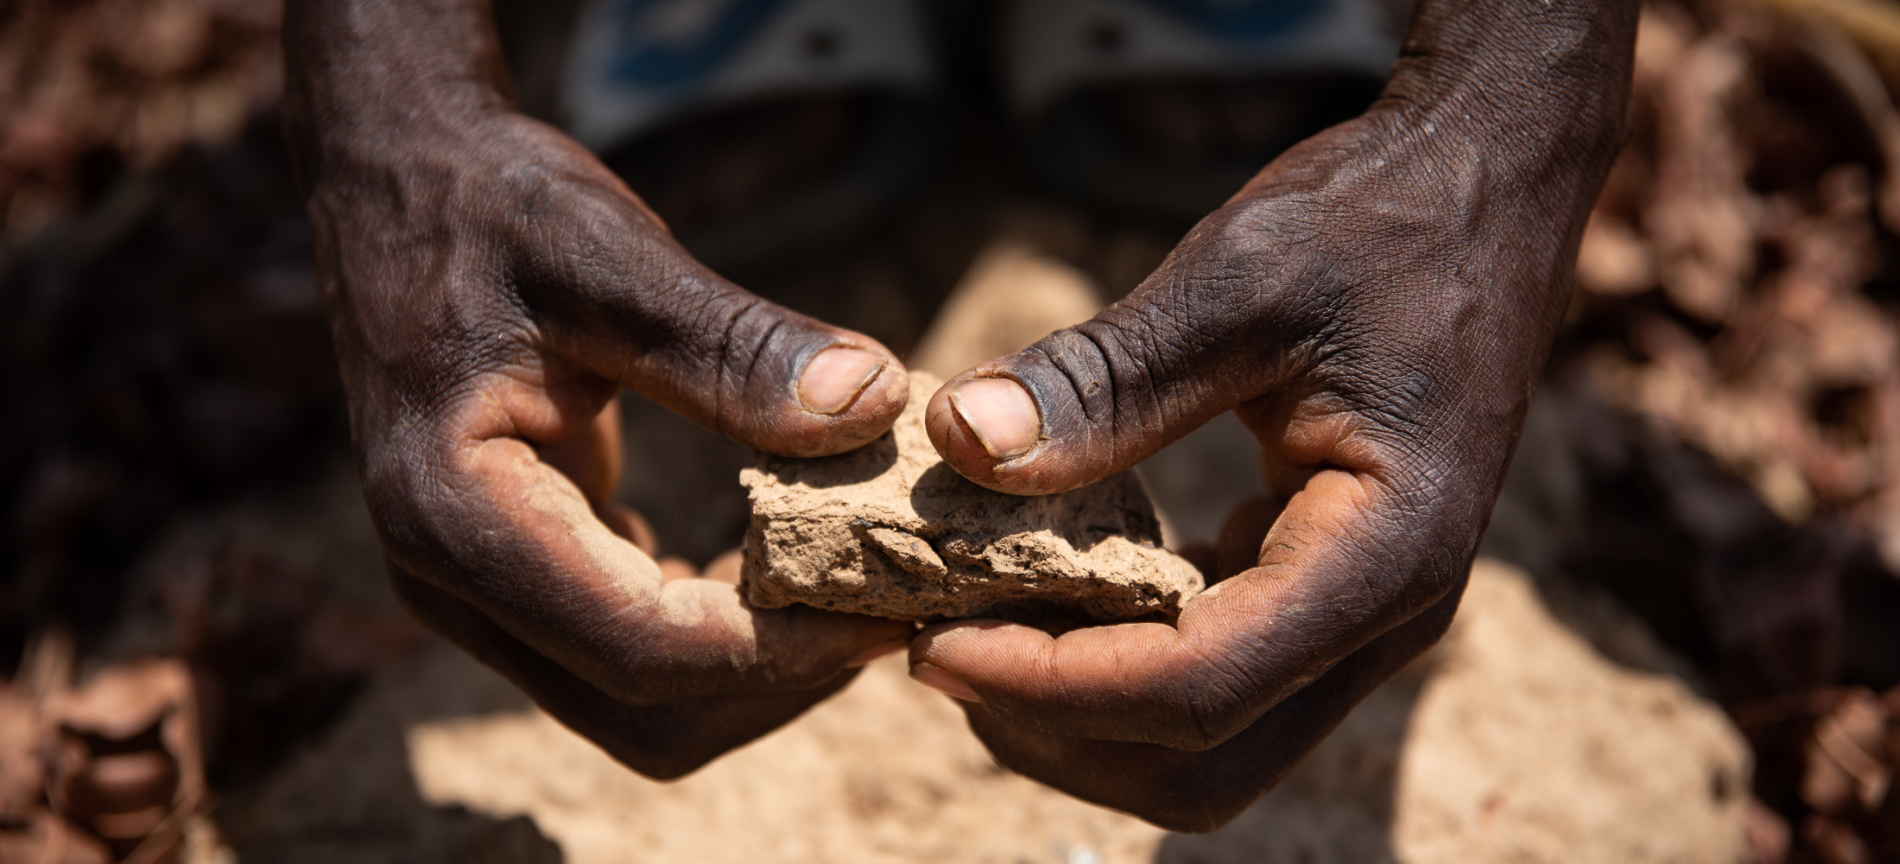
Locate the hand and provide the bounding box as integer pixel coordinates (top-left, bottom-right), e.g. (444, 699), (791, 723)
(908, 0), (1640, 830)
(283, 0), (914, 778)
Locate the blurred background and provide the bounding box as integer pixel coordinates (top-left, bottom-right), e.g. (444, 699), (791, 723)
(2, 0), (1899, 862)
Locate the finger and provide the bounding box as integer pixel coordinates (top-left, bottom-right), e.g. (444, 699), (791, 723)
(912, 441), (1477, 750)
(950, 583), (1460, 832)
(596, 502), (660, 557)
(536, 397), (622, 504)
(923, 214), (1321, 496)
(1213, 495), (1283, 584)
(657, 556), (698, 584)
(702, 549), (744, 586)
(504, 157), (909, 458)
(369, 368), (915, 704)
(388, 562), (854, 779)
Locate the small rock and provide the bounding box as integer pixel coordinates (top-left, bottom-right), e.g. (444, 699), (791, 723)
(740, 372), (1204, 623)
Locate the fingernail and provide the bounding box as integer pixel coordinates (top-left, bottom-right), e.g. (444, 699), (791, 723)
(846, 639), (908, 668)
(909, 663), (982, 703)
(799, 347), (886, 415)
(948, 379), (1040, 460)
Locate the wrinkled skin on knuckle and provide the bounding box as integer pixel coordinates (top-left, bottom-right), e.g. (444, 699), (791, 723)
(1146, 680), (1262, 754)
(1092, 637), (1272, 752)
(503, 168), (668, 294)
(1381, 450), (1498, 585)
(1139, 206), (1324, 372)
(748, 605), (873, 680)
(634, 296), (893, 457)
(1132, 193), (1439, 408)
(1260, 452), (1473, 642)
(492, 172), (897, 456)
(661, 296), (804, 436)
(994, 328), (1130, 490)
(953, 215), (1308, 493)
(357, 442), (450, 581)
(1055, 637), (1267, 751)
(314, 141), (552, 431)
(359, 366), (599, 574)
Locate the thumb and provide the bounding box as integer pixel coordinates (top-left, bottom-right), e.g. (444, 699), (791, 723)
(925, 298), (1269, 495)
(919, 200), (1332, 495)
(516, 175), (909, 458)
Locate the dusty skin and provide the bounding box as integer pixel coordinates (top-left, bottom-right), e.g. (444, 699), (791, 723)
(741, 372), (1205, 624)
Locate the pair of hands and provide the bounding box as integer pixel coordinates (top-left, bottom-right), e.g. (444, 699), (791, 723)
(285, 0), (1636, 832)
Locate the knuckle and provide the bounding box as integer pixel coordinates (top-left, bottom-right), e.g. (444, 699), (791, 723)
(1161, 664), (1259, 751)
(1025, 327), (1119, 432)
(1017, 314), (1205, 469)
(1175, 197), (1287, 265)
(691, 297), (805, 438)
(358, 447), (433, 549)
(1052, 642), (1263, 752)
(356, 419), (479, 584)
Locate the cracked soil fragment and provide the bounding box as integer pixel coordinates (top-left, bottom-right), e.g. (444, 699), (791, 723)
(740, 373), (1204, 623)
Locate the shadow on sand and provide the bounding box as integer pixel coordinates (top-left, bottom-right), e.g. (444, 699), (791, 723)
(216, 640), (564, 864)
(1152, 659), (1428, 864)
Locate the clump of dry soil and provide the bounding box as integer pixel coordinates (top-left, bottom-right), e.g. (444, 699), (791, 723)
(741, 372), (1204, 624)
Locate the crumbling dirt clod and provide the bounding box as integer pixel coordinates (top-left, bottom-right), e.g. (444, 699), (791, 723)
(741, 373), (1204, 624)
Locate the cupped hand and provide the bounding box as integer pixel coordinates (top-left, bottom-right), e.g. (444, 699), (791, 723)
(289, 86), (914, 776)
(909, 2), (1637, 829)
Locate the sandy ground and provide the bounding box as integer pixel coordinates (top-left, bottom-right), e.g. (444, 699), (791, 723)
(219, 557), (1748, 864)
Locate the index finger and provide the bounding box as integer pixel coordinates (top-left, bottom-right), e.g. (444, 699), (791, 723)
(373, 367), (913, 706)
(910, 421), (1474, 750)
(947, 583), (1460, 832)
